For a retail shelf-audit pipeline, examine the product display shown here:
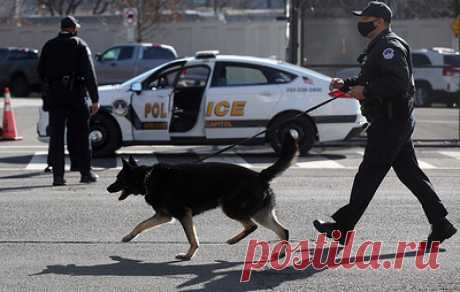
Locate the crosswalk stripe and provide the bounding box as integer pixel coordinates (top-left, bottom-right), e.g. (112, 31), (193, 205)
(417, 160), (436, 169)
(17, 150), (460, 171)
(25, 151), (48, 170)
(439, 151), (460, 160)
(296, 159), (345, 169)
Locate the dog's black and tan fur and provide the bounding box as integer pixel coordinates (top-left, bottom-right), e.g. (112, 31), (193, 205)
(107, 134), (298, 260)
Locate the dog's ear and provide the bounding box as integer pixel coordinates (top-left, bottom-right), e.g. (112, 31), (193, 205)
(129, 155), (138, 167)
(121, 158), (131, 169)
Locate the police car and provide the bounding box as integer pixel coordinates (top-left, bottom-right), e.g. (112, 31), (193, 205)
(37, 51), (366, 157)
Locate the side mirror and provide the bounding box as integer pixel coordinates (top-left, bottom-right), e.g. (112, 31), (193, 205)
(129, 82), (142, 94)
(95, 53), (101, 61)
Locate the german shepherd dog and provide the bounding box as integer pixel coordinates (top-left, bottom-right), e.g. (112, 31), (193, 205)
(107, 134), (298, 261)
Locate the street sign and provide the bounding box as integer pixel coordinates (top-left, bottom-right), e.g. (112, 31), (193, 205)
(123, 8), (137, 27)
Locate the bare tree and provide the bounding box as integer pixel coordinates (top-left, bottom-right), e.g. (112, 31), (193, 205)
(38, 0), (116, 16)
(113, 0), (183, 42)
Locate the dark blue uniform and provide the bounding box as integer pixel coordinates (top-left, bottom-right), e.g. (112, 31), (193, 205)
(38, 32), (99, 181)
(332, 29), (448, 230)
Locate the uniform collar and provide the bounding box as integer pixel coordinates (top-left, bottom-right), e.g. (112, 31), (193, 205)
(58, 31), (74, 38)
(366, 28), (391, 53)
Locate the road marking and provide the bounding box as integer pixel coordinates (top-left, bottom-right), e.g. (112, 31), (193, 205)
(439, 151), (460, 160)
(296, 159), (345, 169)
(25, 151), (48, 170)
(417, 160), (436, 169)
(197, 151), (252, 168)
(0, 145), (48, 149)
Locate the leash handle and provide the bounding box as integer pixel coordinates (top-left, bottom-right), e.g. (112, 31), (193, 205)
(197, 94), (343, 163)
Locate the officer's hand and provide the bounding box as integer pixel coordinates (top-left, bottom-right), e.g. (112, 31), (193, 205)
(351, 85), (366, 100)
(329, 78), (344, 91)
(91, 102), (100, 115)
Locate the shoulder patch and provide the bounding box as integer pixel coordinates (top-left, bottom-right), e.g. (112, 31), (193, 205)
(382, 48), (394, 60)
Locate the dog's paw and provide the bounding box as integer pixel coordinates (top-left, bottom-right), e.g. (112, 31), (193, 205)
(122, 234), (135, 242)
(175, 253), (192, 261)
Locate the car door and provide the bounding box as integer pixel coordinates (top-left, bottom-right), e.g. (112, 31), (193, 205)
(131, 62), (184, 141)
(205, 61), (284, 140)
(169, 65), (211, 137)
(95, 46), (135, 84)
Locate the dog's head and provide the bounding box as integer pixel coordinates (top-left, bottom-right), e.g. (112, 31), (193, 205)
(107, 155), (148, 201)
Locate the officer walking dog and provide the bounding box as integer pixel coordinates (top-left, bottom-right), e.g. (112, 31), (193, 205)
(314, 1), (456, 247)
(38, 16), (100, 186)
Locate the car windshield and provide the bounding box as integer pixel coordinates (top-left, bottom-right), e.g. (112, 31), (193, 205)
(444, 55), (460, 66)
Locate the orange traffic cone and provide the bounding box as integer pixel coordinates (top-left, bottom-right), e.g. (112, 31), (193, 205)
(1, 87), (22, 140)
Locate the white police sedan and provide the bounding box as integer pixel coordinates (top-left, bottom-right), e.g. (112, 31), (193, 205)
(37, 51), (366, 157)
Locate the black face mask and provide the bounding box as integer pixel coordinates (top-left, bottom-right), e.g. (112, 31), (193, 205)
(357, 21), (376, 37)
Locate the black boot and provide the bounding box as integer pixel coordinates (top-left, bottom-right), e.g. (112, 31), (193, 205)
(53, 176), (66, 186)
(80, 171), (99, 183)
(313, 219), (351, 245)
(427, 218), (457, 249)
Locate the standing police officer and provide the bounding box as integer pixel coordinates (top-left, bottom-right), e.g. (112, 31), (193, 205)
(313, 2), (456, 248)
(38, 16), (100, 186)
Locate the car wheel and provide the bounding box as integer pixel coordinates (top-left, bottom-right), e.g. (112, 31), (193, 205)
(10, 74), (30, 97)
(267, 113), (316, 156)
(414, 84), (431, 107)
(90, 114), (121, 157)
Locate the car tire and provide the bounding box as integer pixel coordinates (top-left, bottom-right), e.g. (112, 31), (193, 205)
(10, 74), (30, 97)
(267, 112), (316, 156)
(414, 83), (431, 107)
(90, 114), (121, 157)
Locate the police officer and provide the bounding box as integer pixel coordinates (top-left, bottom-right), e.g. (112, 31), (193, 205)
(38, 16), (100, 186)
(313, 2), (456, 248)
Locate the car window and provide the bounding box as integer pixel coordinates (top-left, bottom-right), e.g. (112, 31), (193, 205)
(143, 47), (176, 60)
(412, 53), (431, 67)
(123, 60), (186, 88)
(101, 48), (121, 61)
(444, 55), (460, 66)
(175, 66), (210, 88)
(144, 67), (182, 90)
(118, 47), (134, 60)
(264, 67), (297, 84)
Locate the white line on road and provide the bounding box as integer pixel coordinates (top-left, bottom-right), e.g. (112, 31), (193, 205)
(439, 151), (460, 160)
(417, 160), (436, 169)
(296, 159), (345, 169)
(25, 151), (48, 170)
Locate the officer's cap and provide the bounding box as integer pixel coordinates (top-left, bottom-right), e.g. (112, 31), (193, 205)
(353, 1), (392, 22)
(61, 16), (81, 29)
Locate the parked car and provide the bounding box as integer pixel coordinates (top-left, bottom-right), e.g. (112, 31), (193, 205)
(38, 51), (366, 157)
(337, 47), (460, 107)
(94, 43), (177, 85)
(0, 47), (40, 97)
(412, 47), (460, 107)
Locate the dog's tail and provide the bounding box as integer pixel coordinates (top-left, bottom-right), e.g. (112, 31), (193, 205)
(260, 132), (299, 182)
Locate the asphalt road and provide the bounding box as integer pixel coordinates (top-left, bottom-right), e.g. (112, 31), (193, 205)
(0, 102), (459, 291)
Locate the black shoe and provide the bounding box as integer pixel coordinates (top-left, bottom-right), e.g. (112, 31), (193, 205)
(427, 219), (457, 249)
(53, 177), (66, 186)
(313, 219), (350, 245)
(80, 172), (99, 183)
